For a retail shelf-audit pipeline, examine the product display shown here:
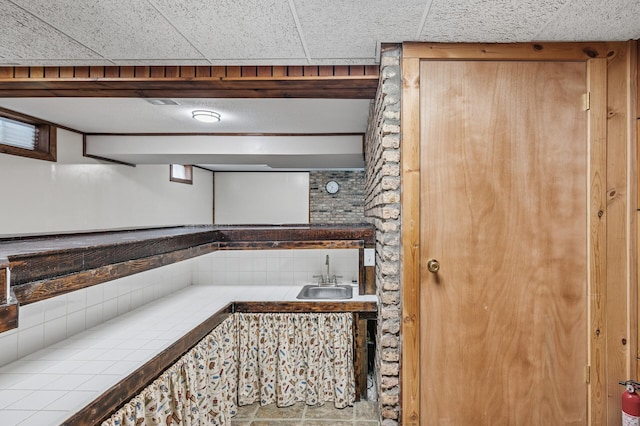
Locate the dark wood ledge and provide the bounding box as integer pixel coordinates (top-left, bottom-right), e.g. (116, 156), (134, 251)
(234, 301), (377, 315)
(0, 224), (376, 307)
(0, 290), (18, 333)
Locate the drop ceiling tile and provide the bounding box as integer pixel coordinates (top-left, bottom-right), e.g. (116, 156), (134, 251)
(419, 0), (570, 42)
(534, 0), (640, 41)
(294, 0), (425, 60)
(151, 0), (306, 61)
(9, 0), (205, 61)
(0, 0), (103, 62)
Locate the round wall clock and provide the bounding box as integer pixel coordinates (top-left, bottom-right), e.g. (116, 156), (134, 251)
(325, 180), (340, 194)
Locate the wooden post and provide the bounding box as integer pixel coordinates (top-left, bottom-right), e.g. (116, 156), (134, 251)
(0, 263), (7, 305)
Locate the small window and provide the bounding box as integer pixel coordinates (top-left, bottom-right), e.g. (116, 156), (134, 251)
(170, 164), (193, 184)
(0, 109), (56, 161)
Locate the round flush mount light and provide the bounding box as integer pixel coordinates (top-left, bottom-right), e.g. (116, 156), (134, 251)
(191, 109), (221, 123)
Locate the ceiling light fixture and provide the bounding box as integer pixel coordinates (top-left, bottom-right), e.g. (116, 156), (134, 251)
(192, 109), (221, 123)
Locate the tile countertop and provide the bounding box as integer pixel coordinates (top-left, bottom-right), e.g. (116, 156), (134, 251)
(0, 285), (377, 426)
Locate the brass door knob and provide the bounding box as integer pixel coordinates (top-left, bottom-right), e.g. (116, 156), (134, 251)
(427, 258), (440, 273)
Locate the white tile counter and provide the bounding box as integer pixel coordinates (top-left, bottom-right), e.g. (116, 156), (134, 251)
(0, 285), (377, 426)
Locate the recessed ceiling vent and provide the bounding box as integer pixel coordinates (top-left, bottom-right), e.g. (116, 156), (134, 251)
(146, 99), (180, 106)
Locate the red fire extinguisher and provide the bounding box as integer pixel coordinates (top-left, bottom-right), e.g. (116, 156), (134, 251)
(621, 380), (640, 425)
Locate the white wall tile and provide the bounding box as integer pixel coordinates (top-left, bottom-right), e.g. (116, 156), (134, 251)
(17, 325), (44, 358)
(42, 295), (67, 321)
(117, 276), (133, 296)
(85, 284), (104, 307)
(66, 288), (87, 313)
(66, 310), (86, 338)
(0, 331), (18, 366)
(102, 278), (119, 301)
(43, 316), (67, 347)
(130, 289), (144, 310)
(116, 294), (132, 316)
(18, 302), (44, 330)
(102, 298), (118, 322)
(85, 304), (103, 329)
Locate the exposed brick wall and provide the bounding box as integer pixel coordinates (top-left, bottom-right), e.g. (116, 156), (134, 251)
(364, 44), (401, 425)
(309, 170), (366, 224)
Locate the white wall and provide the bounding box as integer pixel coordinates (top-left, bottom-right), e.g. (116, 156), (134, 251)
(193, 249), (359, 286)
(0, 129), (213, 235)
(214, 172), (309, 224)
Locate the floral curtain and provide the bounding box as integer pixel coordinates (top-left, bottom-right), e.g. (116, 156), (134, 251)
(236, 312), (355, 409)
(102, 315), (237, 426)
(102, 312), (355, 426)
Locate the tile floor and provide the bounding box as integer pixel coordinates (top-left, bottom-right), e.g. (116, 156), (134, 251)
(231, 401), (379, 425)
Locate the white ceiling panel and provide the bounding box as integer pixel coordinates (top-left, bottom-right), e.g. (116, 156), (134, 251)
(150, 0), (307, 62)
(0, 98), (371, 134)
(419, 0), (571, 42)
(0, 0), (103, 62)
(294, 0), (426, 60)
(9, 0), (205, 62)
(85, 134), (365, 169)
(534, 0), (640, 41)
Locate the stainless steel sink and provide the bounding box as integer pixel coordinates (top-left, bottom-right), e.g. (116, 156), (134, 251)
(296, 284), (353, 300)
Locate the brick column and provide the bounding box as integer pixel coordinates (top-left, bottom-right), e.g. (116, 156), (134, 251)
(364, 43), (402, 425)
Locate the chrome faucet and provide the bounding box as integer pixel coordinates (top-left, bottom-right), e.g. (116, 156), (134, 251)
(313, 254), (342, 286)
(325, 255), (331, 282)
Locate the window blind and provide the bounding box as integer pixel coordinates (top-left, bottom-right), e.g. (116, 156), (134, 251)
(0, 116), (37, 150)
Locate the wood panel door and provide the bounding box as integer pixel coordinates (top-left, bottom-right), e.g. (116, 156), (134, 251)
(419, 61), (588, 424)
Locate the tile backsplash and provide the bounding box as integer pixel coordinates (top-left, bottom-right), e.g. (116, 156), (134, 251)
(193, 249), (360, 286)
(0, 248), (359, 369)
(0, 260), (194, 368)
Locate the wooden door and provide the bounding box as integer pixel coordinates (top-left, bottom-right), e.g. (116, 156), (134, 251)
(419, 61), (588, 424)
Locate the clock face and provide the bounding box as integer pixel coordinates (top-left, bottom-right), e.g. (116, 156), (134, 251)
(325, 180), (340, 194)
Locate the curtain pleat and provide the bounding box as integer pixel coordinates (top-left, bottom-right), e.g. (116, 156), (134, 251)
(102, 312), (354, 426)
(236, 312), (355, 409)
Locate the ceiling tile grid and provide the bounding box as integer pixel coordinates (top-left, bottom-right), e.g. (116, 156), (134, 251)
(1, 0), (639, 65)
(9, 0), (206, 62)
(0, 0), (103, 63)
(293, 0), (427, 61)
(534, 0), (640, 41)
(149, 0), (307, 63)
(418, 0), (572, 42)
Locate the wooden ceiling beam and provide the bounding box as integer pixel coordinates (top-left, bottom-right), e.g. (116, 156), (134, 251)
(0, 65), (379, 99)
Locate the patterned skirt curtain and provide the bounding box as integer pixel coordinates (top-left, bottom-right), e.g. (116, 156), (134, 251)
(102, 315), (237, 426)
(236, 312), (355, 409)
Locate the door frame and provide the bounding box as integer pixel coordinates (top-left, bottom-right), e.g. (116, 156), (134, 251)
(400, 41), (638, 425)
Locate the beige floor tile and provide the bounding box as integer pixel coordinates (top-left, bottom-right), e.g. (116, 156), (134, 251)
(230, 421), (252, 426)
(235, 403), (259, 419)
(354, 401), (378, 420)
(305, 404), (354, 420)
(255, 402), (306, 419)
(354, 422), (380, 426)
(303, 422), (353, 426)
(252, 421), (304, 426)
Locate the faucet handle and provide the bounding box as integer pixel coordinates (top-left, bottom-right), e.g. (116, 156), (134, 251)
(312, 274), (325, 284)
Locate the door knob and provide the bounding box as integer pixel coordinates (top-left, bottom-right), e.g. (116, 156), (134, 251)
(427, 258), (440, 273)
